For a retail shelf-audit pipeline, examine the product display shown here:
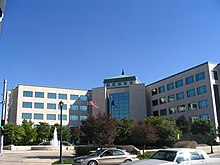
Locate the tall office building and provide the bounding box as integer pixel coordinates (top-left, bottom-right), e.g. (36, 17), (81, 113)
(0, 0), (6, 34)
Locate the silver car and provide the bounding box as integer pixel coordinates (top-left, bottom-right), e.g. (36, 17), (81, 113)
(72, 148), (139, 165)
(121, 148), (220, 165)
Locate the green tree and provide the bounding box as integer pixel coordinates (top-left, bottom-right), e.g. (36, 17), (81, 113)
(69, 127), (80, 144)
(145, 116), (181, 147)
(36, 122), (51, 143)
(4, 123), (25, 145)
(21, 120), (37, 145)
(115, 117), (135, 144)
(51, 124), (70, 142)
(176, 115), (191, 140)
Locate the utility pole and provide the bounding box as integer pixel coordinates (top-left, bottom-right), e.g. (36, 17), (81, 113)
(0, 79), (7, 156)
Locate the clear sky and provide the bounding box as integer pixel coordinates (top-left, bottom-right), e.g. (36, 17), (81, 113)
(1, 0), (220, 91)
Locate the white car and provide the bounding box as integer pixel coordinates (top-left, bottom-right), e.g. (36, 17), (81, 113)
(121, 148), (220, 165)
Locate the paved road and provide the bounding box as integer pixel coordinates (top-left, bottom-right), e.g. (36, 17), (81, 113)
(0, 150), (73, 165)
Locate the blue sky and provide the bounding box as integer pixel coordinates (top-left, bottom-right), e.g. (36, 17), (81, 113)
(1, 0), (220, 91)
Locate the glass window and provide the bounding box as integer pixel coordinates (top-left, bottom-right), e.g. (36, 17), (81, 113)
(176, 92), (184, 100)
(152, 99), (158, 106)
(70, 115), (78, 121)
(58, 104), (67, 110)
(198, 100), (208, 109)
(23, 91), (33, 97)
(200, 114), (209, 120)
(34, 102), (44, 109)
(58, 94), (67, 100)
(34, 113), (43, 120)
(167, 83), (174, 91)
(80, 105), (88, 111)
(189, 116), (199, 122)
(159, 97), (166, 104)
(47, 93), (57, 99)
(177, 105), (186, 113)
(160, 109), (167, 116)
(185, 76), (194, 85)
(70, 94), (79, 100)
(188, 102), (197, 110)
(124, 82), (127, 85)
(47, 114), (56, 120)
(112, 83), (116, 86)
(196, 72), (205, 81)
(80, 115), (88, 121)
(22, 113), (32, 119)
(22, 102), (32, 108)
(168, 95), (175, 102)
(35, 92), (44, 98)
(151, 88), (158, 95)
(118, 82), (121, 86)
(197, 86), (207, 95)
(187, 89), (196, 97)
(153, 111), (159, 116)
(159, 86), (165, 93)
(70, 105), (78, 111)
(130, 81), (133, 84)
(212, 71), (218, 80)
(47, 103), (56, 110)
(175, 79), (183, 88)
(58, 114), (67, 120)
(79, 95), (88, 101)
(169, 107), (176, 114)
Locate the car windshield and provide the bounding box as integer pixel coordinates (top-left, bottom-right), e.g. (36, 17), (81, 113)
(150, 150), (177, 162)
(89, 149), (106, 156)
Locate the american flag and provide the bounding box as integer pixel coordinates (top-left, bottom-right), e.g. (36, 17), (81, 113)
(87, 101), (99, 108)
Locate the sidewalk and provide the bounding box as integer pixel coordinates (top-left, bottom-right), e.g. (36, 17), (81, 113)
(0, 150), (73, 165)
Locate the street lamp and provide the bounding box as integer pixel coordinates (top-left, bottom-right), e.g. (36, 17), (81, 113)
(59, 101), (64, 164)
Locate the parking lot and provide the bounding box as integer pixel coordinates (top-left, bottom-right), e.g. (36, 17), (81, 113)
(0, 150), (73, 165)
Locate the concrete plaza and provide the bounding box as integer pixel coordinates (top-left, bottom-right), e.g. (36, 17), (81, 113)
(0, 150), (73, 165)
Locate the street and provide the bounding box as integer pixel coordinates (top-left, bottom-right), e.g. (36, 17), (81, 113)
(0, 150), (73, 165)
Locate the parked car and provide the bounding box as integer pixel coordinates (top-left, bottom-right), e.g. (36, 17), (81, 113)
(121, 148), (220, 165)
(72, 148), (139, 165)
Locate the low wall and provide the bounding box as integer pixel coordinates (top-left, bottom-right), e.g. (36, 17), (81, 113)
(4, 145), (74, 151)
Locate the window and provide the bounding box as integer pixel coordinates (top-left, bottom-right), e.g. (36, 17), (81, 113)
(47, 114), (56, 120)
(152, 99), (158, 106)
(47, 103), (56, 110)
(124, 82), (127, 85)
(200, 114), (209, 120)
(79, 95), (88, 101)
(112, 83), (116, 86)
(58, 94), (67, 100)
(34, 113), (43, 120)
(70, 94), (78, 100)
(58, 114), (67, 120)
(176, 92), (184, 100)
(188, 103), (197, 110)
(151, 88), (158, 95)
(198, 100), (208, 109)
(70, 115), (78, 121)
(160, 109), (167, 116)
(189, 116), (199, 122)
(23, 91), (33, 97)
(80, 115), (88, 121)
(153, 111), (159, 116)
(168, 95), (175, 102)
(169, 107), (176, 114)
(130, 81), (133, 84)
(196, 72), (205, 81)
(70, 105), (78, 111)
(212, 71), (218, 80)
(22, 102), (32, 108)
(159, 86), (165, 93)
(167, 83), (174, 91)
(197, 86), (206, 95)
(118, 82), (121, 86)
(34, 102), (44, 109)
(190, 152), (205, 160)
(177, 105), (186, 113)
(58, 104), (67, 110)
(159, 97), (166, 104)
(22, 113), (32, 119)
(175, 79), (183, 88)
(35, 92), (44, 98)
(80, 105), (88, 111)
(47, 93), (57, 99)
(187, 89), (196, 97)
(185, 76), (194, 85)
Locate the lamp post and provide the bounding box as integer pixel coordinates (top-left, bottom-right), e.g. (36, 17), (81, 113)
(59, 101), (64, 164)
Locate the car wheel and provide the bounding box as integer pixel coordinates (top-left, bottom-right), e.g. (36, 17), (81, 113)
(87, 160), (98, 165)
(124, 159), (132, 163)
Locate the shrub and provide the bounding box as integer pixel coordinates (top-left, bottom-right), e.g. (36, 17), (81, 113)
(75, 146), (99, 156)
(174, 141), (197, 149)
